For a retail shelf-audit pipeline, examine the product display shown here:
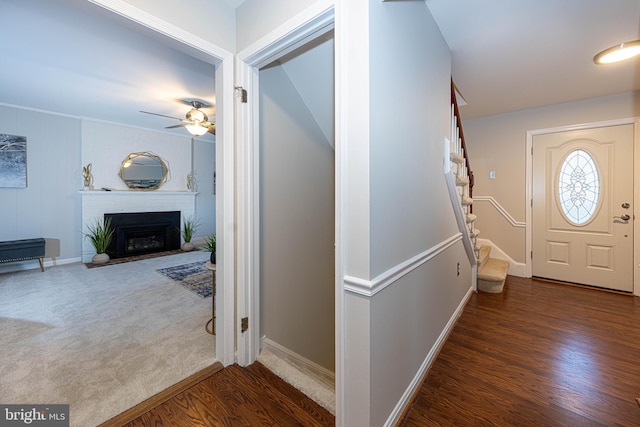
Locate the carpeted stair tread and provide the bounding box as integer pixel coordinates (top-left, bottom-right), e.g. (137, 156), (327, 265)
(456, 175), (470, 186)
(478, 255), (509, 293)
(461, 196), (473, 205)
(450, 153), (464, 164)
(450, 152), (465, 164)
(477, 245), (491, 270)
(466, 213), (477, 224)
(478, 257), (509, 282)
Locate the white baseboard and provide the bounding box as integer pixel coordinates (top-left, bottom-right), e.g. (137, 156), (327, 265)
(260, 337), (335, 387)
(476, 238), (528, 277)
(384, 286), (474, 427)
(0, 257), (81, 274)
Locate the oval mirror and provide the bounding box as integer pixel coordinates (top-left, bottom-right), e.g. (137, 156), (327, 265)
(118, 152), (169, 190)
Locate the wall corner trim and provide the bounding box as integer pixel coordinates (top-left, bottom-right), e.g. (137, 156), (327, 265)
(343, 233), (463, 297)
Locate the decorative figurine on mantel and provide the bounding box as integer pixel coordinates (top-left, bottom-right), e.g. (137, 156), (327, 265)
(82, 163), (93, 190)
(187, 171), (197, 192)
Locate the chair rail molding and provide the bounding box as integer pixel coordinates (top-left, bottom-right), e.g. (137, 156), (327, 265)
(344, 233), (463, 297)
(473, 195), (525, 228)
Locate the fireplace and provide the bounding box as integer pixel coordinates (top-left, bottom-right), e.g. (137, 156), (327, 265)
(105, 211), (180, 258)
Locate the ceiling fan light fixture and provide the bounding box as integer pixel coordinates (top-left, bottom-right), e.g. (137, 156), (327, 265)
(186, 123), (208, 136)
(594, 39), (640, 64)
(187, 108), (206, 122)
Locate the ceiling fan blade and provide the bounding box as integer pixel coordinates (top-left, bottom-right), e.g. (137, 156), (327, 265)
(208, 127), (216, 135)
(165, 124), (188, 129)
(140, 110), (183, 121)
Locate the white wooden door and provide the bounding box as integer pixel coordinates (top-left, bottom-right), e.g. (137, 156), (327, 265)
(532, 124), (634, 292)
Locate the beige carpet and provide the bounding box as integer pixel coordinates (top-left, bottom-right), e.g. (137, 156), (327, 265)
(257, 349), (335, 415)
(0, 251), (216, 427)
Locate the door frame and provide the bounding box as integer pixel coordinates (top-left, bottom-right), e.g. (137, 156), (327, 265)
(525, 117), (640, 296)
(235, 0), (334, 366)
(89, 0), (237, 366)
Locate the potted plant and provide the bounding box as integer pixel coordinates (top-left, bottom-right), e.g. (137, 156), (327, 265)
(201, 233), (216, 264)
(84, 217), (114, 264)
(181, 216), (199, 251)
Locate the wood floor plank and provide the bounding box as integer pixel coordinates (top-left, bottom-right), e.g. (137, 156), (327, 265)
(123, 362), (334, 426)
(401, 277), (640, 426)
(120, 276), (640, 426)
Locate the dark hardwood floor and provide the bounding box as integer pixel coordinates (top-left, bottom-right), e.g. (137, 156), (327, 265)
(402, 276), (640, 426)
(122, 361), (334, 426)
(119, 276), (640, 426)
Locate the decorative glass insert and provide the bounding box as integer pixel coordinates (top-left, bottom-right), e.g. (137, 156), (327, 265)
(558, 149), (600, 225)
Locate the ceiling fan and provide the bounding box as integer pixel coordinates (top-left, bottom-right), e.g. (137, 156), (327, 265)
(140, 100), (215, 136)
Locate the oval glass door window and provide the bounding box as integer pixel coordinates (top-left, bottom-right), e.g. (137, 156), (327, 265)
(558, 149), (600, 225)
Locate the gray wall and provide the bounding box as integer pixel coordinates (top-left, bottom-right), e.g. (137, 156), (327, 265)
(0, 106), (82, 269)
(342, 2), (472, 425)
(464, 91), (640, 264)
(259, 48), (335, 371)
(0, 104), (216, 272)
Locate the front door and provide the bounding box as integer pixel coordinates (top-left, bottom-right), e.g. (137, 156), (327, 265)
(532, 124), (634, 292)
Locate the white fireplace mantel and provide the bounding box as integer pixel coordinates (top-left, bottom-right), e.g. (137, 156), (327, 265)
(80, 190), (197, 262)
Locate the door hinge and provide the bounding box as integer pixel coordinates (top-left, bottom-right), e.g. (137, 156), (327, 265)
(531, 251), (533, 260)
(235, 86), (248, 103)
(241, 316), (249, 333)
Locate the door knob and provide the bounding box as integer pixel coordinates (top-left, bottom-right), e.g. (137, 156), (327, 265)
(614, 214), (631, 221)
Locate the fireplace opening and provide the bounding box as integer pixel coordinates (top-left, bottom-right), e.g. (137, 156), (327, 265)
(105, 211), (180, 258)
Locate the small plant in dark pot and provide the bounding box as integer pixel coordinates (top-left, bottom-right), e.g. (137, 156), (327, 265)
(202, 233), (216, 264)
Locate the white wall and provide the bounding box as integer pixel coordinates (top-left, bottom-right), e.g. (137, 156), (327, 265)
(82, 121), (192, 192)
(0, 106), (82, 269)
(340, 1), (471, 425)
(259, 50), (335, 371)
(118, 0), (236, 53)
(0, 105), (216, 272)
(236, 0), (326, 52)
(464, 90), (640, 264)
(81, 120), (216, 238)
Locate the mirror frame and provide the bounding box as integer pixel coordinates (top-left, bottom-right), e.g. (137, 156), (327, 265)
(118, 152), (169, 190)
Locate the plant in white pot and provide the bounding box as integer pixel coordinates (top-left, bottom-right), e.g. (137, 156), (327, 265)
(84, 217), (114, 264)
(181, 216), (199, 251)
(201, 233), (216, 264)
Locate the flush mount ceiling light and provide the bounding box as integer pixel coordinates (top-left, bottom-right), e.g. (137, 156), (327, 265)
(593, 39), (640, 64)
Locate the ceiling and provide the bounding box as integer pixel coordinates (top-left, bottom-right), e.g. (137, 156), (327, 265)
(427, 0), (640, 119)
(0, 0), (219, 140)
(1, 0), (639, 135)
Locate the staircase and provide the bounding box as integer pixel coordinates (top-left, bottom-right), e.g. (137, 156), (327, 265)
(447, 80), (509, 293)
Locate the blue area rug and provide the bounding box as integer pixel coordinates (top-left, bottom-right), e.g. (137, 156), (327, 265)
(157, 261), (211, 298)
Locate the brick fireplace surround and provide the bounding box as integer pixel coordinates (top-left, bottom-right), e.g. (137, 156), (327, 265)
(79, 191), (196, 263)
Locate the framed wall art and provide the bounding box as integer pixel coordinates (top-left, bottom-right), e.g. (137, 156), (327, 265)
(0, 133), (27, 188)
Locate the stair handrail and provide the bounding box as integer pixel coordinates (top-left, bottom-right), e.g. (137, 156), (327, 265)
(451, 80), (474, 201)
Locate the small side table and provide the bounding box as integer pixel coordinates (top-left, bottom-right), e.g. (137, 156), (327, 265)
(205, 261), (216, 335)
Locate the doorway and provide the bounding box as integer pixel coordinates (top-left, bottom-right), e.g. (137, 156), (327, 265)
(532, 124), (634, 291)
(258, 31), (335, 378)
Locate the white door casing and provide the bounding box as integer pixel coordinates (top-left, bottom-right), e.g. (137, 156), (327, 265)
(532, 124), (634, 292)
